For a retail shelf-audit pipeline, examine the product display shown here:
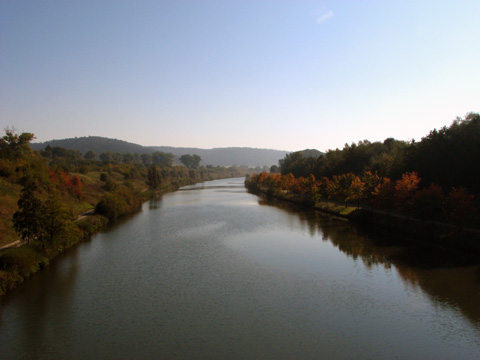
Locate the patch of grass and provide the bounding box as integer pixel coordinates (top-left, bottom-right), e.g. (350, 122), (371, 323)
(315, 202), (358, 217)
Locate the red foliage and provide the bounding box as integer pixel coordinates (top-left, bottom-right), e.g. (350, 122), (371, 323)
(444, 187), (476, 227)
(48, 169), (83, 196)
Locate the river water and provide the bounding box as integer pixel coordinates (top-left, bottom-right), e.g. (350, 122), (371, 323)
(1, 177), (479, 359)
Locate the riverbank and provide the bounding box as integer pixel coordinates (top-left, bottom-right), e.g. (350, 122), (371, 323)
(4, 177), (480, 359)
(0, 174), (247, 297)
(247, 186), (480, 268)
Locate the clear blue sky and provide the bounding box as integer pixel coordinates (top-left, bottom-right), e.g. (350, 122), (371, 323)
(1, 1), (479, 152)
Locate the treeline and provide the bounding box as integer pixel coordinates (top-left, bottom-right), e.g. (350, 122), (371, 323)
(40, 145), (179, 171)
(31, 136), (290, 167)
(0, 129), (251, 295)
(248, 113), (480, 228)
(279, 112), (480, 194)
(246, 171), (477, 228)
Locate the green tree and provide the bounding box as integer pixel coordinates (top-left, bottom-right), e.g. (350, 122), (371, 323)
(146, 165), (161, 189)
(0, 128), (35, 159)
(141, 153), (152, 166)
(102, 178), (117, 192)
(95, 193), (124, 221)
(42, 189), (71, 246)
(122, 153), (135, 163)
(192, 154), (201, 169)
(180, 154), (193, 168)
(180, 154), (201, 169)
(279, 151), (318, 178)
(12, 182), (44, 244)
(84, 150), (97, 160)
(99, 151), (113, 163)
(270, 165), (279, 173)
(152, 151), (174, 167)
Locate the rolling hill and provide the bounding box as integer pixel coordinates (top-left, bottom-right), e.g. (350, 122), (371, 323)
(31, 136), (291, 167)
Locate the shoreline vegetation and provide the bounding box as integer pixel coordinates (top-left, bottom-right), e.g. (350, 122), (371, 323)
(245, 112), (480, 269)
(2, 111), (479, 294)
(0, 130), (253, 296)
(245, 181), (480, 267)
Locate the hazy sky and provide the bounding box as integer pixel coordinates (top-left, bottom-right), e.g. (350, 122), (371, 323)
(1, 1), (479, 152)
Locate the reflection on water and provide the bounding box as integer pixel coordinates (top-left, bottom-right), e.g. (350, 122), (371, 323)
(1, 177), (479, 359)
(257, 195), (480, 326)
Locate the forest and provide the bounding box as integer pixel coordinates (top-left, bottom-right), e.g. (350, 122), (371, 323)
(0, 130), (251, 295)
(247, 112), (480, 230)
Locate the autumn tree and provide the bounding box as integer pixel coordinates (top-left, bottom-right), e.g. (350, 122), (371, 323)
(394, 172), (420, 214)
(316, 177), (331, 203)
(443, 187), (477, 228)
(361, 171), (382, 208)
(411, 184), (444, 221)
(347, 176), (365, 208)
(372, 177), (396, 213)
(327, 173), (357, 205)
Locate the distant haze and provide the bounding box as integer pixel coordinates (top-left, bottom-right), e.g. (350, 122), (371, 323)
(31, 136), (290, 167)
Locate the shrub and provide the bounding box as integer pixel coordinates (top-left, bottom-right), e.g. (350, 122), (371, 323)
(95, 193), (124, 221)
(0, 247), (47, 278)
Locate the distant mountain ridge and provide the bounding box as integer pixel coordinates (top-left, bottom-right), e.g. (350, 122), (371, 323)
(31, 136), (290, 167)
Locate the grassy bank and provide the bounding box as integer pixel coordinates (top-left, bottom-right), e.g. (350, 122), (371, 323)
(0, 169), (251, 297)
(0, 213), (109, 296)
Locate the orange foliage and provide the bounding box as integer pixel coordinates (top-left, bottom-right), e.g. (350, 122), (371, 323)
(247, 170), (478, 224)
(48, 169), (83, 196)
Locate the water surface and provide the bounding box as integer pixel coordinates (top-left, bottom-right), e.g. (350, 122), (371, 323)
(1, 178), (479, 359)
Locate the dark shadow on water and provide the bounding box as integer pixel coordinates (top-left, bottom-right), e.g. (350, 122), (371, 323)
(256, 195), (480, 327)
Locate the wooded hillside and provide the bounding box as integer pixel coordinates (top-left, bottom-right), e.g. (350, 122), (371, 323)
(31, 137), (289, 167)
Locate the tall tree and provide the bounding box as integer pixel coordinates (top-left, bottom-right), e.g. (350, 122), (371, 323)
(191, 154), (201, 169)
(146, 165), (161, 189)
(180, 154), (193, 168)
(394, 172), (420, 214)
(12, 182), (44, 244)
(42, 189), (71, 245)
(180, 154), (201, 169)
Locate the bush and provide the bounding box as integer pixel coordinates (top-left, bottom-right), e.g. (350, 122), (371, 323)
(102, 179), (117, 191)
(0, 246), (47, 278)
(95, 193), (124, 221)
(0, 270), (23, 296)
